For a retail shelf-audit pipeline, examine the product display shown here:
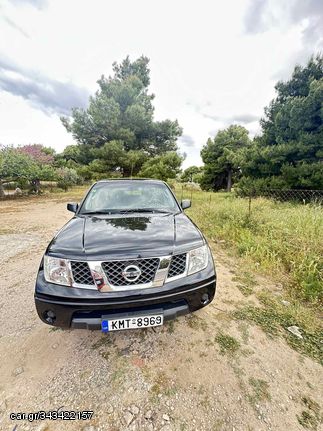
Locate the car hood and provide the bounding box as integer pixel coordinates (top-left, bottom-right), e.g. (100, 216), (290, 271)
(47, 213), (204, 260)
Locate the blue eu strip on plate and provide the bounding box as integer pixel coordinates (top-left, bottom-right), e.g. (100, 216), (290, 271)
(101, 320), (109, 333)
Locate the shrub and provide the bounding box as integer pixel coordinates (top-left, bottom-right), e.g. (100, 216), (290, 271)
(56, 168), (80, 191)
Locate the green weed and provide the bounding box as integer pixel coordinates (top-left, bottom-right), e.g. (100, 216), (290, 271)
(150, 371), (177, 400)
(165, 320), (175, 334)
(233, 295), (323, 364)
(92, 335), (113, 350)
(297, 395), (321, 430)
(237, 284), (254, 296)
(215, 333), (240, 356)
(48, 326), (62, 332)
(297, 411), (318, 430)
(301, 396), (320, 417)
(186, 314), (207, 331)
(248, 377), (271, 405)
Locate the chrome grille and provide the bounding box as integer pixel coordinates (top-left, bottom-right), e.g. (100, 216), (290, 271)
(102, 258), (160, 286)
(71, 261), (94, 285)
(168, 253), (187, 278)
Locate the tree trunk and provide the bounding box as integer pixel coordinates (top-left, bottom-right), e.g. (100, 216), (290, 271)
(0, 180), (5, 198)
(35, 179), (41, 194)
(226, 168), (232, 192)
(31, 179), (41, 194)
(122, 166), (131, 178)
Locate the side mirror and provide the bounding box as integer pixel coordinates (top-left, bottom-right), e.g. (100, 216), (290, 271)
(181, 199), (191, 210)
(67, 202), (78, 213)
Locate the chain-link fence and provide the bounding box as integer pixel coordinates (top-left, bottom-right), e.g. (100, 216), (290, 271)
(245, 189), (323, 217)
(179, 184), (323, 203)
(177, 184), (323, 218)
(249, 188), (323, 203)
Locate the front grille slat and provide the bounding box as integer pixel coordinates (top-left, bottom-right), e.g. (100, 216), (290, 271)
(168, 253), (187, 278)
(71, 253), (187, 287)
(102, 258), (160, 286)
(71, 261), (94, 285)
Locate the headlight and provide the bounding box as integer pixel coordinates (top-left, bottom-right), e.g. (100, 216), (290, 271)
(188, 245), (208, 275)
(44, 255), (72, 286)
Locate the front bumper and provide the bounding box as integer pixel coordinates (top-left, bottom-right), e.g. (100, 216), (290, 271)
(34, 257), (216, 330)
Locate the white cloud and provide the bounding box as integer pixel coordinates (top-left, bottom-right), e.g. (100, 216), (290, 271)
(9, 0), (48, 9)
(0, 57), (89, 115)
(0, 92), (72, 152)
(0, 0), (322, 168)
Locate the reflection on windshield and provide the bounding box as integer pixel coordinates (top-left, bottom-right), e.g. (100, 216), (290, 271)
(91, 216), (151, 231)
(80, 182), (179, 214)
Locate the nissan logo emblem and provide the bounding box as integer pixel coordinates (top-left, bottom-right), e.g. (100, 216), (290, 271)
(122, 265), (141, 282)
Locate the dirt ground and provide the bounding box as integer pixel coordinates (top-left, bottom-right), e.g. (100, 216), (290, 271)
(0, 196), (322, 431)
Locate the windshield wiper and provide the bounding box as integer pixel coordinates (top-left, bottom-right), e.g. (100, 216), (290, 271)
(118, 208), (173, 214)
(81, 210), (118, 215)
(81, 208), (173, 215)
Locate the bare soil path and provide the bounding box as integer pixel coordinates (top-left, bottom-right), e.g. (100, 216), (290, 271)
(0, 196), (322, 431)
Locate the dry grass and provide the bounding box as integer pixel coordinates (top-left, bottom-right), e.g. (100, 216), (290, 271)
(180, 187), (322, 305)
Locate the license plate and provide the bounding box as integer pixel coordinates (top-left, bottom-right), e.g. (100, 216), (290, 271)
(101, 314), (163, 332)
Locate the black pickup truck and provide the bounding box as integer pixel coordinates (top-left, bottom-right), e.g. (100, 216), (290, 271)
(34, 179), (216, 331)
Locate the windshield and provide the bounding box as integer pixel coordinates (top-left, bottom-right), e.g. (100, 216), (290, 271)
(79, 182), (180, 214)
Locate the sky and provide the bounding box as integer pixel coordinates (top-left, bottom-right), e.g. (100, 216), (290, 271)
(0, 0), (322, 168)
